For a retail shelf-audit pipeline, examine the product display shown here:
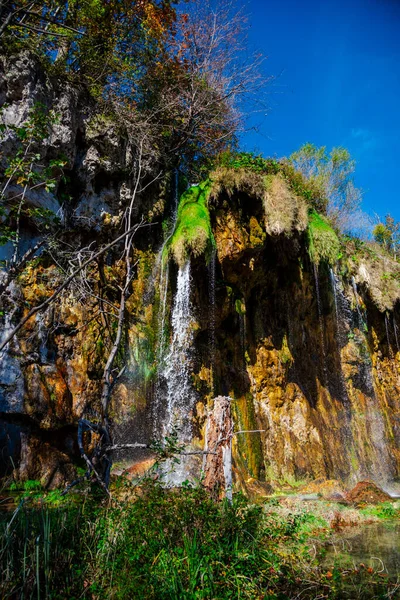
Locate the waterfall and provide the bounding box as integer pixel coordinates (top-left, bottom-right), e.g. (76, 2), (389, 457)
(329, 267), (339, 327)
(385, 313), (394, 359)
(351, 276), (365, 331)
(157, 259), (170, 365)
(158, 260), (198, 484)
(329, 267), (349, 403)
(208, 249), (217, 394)
(173, 168), (179, 215)
(239, 312), (246, 371)
(156, 169), (181, 366)
(163, 261), (195, 438)
(313, 264), (327, 380)
(393, 316), (400, 354)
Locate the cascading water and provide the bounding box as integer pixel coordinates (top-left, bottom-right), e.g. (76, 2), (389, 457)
(239, 311), (246, 373)
(208, 249), (217, 394)
(329, 267), (348, 404)
(351, 276), (366, 331)
(313, 264), (327, 381)
(162, 260), (195, 439)
(157, 259), (170, 365)
(157, 261), (198, 485)
(156, 170), (180, 364)
(393, 316), (400, 354)
(36, 312), (49, 364)
(385, 313), (394, 360)
(329, 267), (339, 328)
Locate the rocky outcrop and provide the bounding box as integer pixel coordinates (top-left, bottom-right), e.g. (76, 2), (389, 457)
(1, 54), (400, 493)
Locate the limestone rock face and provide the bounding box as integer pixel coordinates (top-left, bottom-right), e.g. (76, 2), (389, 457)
(1, 54), (400, 492)
(203, 189), (400, 490)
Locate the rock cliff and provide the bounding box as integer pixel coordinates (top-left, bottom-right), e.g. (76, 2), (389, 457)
(1, 54), (400, 494)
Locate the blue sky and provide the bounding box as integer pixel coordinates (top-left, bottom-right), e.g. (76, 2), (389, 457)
(242, 0), (400, 221)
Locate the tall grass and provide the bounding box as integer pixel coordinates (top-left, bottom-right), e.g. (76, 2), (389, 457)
(1, 483), (399, 599)
(0, 501), (92, 599)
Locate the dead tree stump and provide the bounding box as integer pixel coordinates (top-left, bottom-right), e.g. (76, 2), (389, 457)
(203, 396), (233, 502)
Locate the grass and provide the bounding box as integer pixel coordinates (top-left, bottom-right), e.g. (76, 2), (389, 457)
(263, 173), (308, 236)
(1, 481), (399, 599)
(166, 181), (215, 266)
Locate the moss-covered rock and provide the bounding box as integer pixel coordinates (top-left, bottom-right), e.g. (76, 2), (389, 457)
(307, 210), (341, 265)
(167, 181), (215, 266)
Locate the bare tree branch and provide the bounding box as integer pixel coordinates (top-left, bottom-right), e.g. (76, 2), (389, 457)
(0, 219), (151, 354)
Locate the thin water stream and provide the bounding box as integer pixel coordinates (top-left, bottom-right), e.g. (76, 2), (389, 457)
(313, 264), (327, 382)
(208, 249), (217, 394)
(393, 316), (400, 354)
(351, 276), (366, 331)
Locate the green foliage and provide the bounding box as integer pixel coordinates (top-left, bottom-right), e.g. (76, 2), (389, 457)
(307, 210), (341, 265)
(0, 102), (64, 250)
(167, 181), (215, 266)
(218, 150), (275, 173)
(1, 486), (398, 599)
(215, 150), (326, 211)
(9, 479), (42, 492)
(373, 214), (400, 257)
(2, 1), (178, 96)
(235, 298), (246, 315)
(290, 143), (364, 234)
(360, 502), (399, 520)
(0, 504), (88, 598)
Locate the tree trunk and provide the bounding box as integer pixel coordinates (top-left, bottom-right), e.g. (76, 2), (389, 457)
(203, 396), (233, 502)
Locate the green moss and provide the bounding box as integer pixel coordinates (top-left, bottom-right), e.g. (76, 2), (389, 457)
(233, 393), (264, 480)
(307, 210), (341, 265)
(128, 251), (160, 391)
(235, 298), (246, 315)
(280, 334), (293, 367)
(166, 181), (215, 266)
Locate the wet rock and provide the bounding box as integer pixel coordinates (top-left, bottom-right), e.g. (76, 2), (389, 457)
(18, 433), (76, 489)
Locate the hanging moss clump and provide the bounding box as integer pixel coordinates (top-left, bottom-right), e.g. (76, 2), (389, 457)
(166, 180), (215, 266)
(307, 210), (340, 265)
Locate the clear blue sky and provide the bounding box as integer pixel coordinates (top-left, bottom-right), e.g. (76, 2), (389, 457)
(242, 0), (400, 221)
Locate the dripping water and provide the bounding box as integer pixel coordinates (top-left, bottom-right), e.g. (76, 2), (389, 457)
(385, 313), (394, 359)
(159, 261), (198, 485)
(156, 168), (181, 366)
(329, 267), (348, 403)
(162, 261), (195, 438)
(351, 276), (365, 331)
(157, 259), (170, 365)
(393, 316), (400, 354)
(330, 267), (339, 328)
(173, 168), (179, 215)
(313, 263), (327, 381)
(208, 249), (217, 394)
